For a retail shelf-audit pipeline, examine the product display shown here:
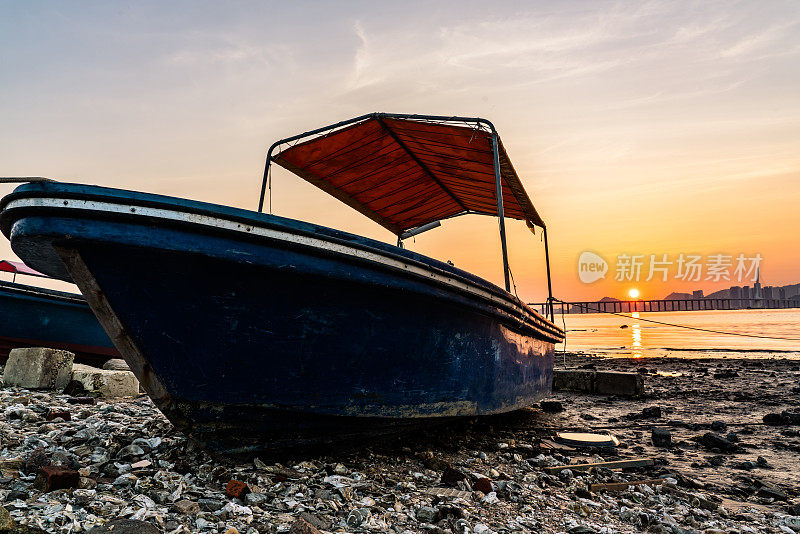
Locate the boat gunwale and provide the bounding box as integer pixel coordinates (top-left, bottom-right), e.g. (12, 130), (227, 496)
(0, 279), (86, 306)
(2, 187), (564, 341)
(2, 184), (515, 299)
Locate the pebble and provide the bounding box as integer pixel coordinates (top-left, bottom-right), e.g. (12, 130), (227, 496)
(86, 519), (160, 533)
(199, 498), (225, 512)
(225, 479), (249, 499)
(289, 518), (321, 534)
(541, 400), (564, 412)
(695, 432), (739, 452)
(641, 406), (662, 418)
(416, 505), (438, 523)
(441, 465), (467, 486)
(244, 492), (269, 507)
(473, 477), (493, 494)
(652, 427), (672, 447)
(171, 499), (200, 514)
(710, 420), (727, 431)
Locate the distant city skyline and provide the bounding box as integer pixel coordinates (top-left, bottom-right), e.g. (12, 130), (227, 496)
(594, 279), (800, 303)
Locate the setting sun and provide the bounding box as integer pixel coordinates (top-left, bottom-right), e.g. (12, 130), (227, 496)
(628, 288), (640, 299)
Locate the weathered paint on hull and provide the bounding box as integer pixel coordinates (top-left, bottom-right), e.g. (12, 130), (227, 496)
(0, 280), (118, 364)
(1, 182), (562, 455)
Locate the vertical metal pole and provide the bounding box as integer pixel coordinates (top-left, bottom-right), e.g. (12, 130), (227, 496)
(543, 226), (554, 321)
(258, 158), (270, 213)
(258, 146), (276, 213)
(491, 133), (511, 293)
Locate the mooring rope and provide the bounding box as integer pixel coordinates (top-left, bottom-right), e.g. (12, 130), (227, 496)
(550, 297), (800, 342)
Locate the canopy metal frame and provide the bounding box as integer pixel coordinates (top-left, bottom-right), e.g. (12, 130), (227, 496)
(0, 260), (49, 283)
(258, 112), (554, 320)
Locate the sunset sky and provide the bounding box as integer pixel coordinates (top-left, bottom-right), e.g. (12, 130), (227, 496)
(1, 1), (798, 301)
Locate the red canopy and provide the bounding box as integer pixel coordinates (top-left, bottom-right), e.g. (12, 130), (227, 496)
(0, 260), (47, 278)
(271, 115), (545, 236)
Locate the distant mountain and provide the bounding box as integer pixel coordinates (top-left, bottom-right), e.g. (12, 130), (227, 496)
(598, 296), (620, 302)
(705, 288), (730, 299)
(663, 292), (694, 300)
(783, 283), (800, 299)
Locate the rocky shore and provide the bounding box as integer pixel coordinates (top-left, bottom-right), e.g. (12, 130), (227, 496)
(1, 354), (800, 533)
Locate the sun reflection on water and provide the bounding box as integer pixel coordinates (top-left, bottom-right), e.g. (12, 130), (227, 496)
(631, 311), (642, 358)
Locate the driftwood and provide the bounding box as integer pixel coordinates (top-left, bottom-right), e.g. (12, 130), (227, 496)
(589, 478), (664, 492)
(544, 457), (654, 474)
(539, 438), (576, 451)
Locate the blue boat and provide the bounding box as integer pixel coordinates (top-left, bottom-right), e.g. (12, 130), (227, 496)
(0, 261), (118, 364)
(0, 114), (563, 455)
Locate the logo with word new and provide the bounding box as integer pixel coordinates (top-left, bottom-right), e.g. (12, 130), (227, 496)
(578, 251), (608, 283)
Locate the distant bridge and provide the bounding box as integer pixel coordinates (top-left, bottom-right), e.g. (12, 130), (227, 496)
(528, 298), (800, 315)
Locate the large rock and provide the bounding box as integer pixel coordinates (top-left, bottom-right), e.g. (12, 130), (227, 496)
(0, 506), (14, 530)
(763, 411), (800, 426)
(652, 427), (672, 447)
(540, 400), (564, 413)
(101, 358), (130, 371)
(2, 348), (74, 390)
(71, 364), (139, 398)
(290, 518), (322, 534)
(694, 432), (739, 452)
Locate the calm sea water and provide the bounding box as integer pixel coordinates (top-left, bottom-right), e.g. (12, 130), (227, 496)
(556, 308), (800, 359)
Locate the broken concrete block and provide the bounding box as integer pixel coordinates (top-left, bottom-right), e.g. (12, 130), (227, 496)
(102, 358), (130, 371)
(2, 348), (74, 390)
(71, 364), (139, 398)
(37, 465), (80, 492)
(594, 371), (643, 396)
(552, 370), (594, 393)
(552, 369), (644, 396)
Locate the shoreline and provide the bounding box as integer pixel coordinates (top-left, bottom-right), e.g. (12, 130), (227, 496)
(558, 349), (800, 359)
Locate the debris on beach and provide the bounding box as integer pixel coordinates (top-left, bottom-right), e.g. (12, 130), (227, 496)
(0, 353), (799, 533)
(553, 432), (620, 448)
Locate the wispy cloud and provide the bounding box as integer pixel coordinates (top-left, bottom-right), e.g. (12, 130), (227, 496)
(348, 20), (384, 90)
(719, 22), (798, 59)
(339, 10), (645, 99)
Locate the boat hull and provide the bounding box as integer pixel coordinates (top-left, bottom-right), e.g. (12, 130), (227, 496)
(0, 280), (118, 365)
(1, 183), (563, 455)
